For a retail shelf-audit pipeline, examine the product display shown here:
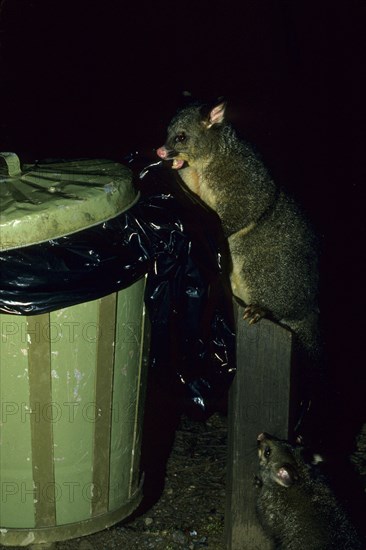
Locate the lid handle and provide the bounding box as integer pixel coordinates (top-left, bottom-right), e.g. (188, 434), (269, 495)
(0, 152), (22, 177)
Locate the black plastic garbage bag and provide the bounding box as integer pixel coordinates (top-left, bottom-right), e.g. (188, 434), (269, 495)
(135, 158), (236, 413)
(0, 157), (236, 413)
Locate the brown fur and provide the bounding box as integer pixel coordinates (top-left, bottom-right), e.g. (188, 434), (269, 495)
(157, 100), (320, 359)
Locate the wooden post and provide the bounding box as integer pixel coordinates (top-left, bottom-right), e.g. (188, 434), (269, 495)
(225, 304), (294, 550)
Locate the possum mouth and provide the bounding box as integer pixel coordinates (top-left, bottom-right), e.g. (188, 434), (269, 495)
(156, 146), (186, 169)
(172, 158), (185, 170)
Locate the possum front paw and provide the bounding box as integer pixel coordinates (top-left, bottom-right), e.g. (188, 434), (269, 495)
(243, 304), (267, 324)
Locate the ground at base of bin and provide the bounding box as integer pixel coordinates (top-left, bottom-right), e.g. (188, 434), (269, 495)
(2, 417), (365, 550)
(1, 414), (228, 550)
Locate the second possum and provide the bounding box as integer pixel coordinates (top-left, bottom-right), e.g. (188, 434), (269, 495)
(157, 100), (319, 358)
(255, 433), (363, 549)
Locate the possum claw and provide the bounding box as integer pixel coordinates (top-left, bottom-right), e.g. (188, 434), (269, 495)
(243, 304), (266, 324)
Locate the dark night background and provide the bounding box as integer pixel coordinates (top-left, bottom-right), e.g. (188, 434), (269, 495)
(0, 0), (365, 454)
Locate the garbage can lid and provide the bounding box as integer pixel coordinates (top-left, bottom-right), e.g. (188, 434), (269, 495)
(0, 153), (138, 251)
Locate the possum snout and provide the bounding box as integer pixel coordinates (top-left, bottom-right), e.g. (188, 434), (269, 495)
(156, 146), (185, 169)
(156, 146), (169, 159)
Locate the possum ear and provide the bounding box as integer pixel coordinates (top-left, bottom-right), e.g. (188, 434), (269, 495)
(275, 464), (298, 487)
(202, 101), (226, 128)
(311, 453), (325, 466)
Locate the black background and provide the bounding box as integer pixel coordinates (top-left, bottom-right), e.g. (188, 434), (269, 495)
(0, 0), (365, 452)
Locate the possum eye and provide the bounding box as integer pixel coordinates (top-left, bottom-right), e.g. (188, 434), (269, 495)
(174, 132), (186, 143)
(264, 446), (271, 458)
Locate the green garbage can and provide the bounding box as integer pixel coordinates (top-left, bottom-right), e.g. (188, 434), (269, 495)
(0, 154), (149, 546)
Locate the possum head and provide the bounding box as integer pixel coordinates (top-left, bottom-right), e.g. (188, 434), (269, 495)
(257, 432), (325, 488)
(257, 432), (300, 488)
(156, 101), (226, 169)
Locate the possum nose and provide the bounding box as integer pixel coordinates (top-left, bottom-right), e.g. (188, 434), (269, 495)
(156, 146), (168, 159)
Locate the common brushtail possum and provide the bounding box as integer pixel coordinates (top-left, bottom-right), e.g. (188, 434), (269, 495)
(255, 432), (363, 549)
(156, 100), (319, 360)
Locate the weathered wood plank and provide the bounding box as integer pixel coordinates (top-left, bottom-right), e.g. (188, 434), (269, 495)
(225, 304), (293, 550)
